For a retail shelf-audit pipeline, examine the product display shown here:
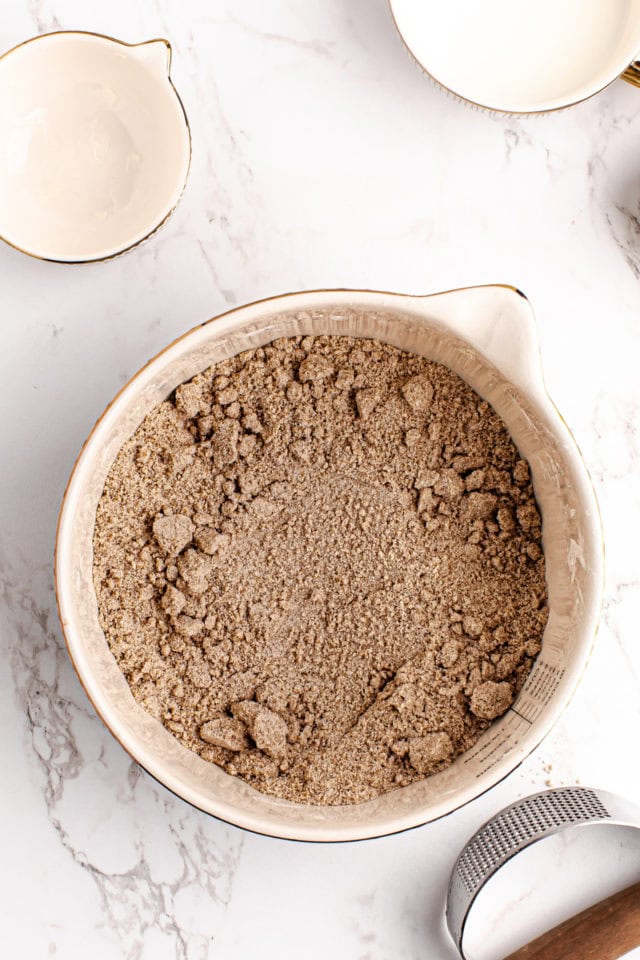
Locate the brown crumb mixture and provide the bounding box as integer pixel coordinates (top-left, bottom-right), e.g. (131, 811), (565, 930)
(93, 335), (548, 805)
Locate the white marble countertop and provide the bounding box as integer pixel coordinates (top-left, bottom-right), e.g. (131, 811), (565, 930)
(2, 2), (640, 958)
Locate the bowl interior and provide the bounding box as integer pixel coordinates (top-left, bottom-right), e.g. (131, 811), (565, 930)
(0, 33), (190, 261)
(390, 0), (640, 112)
(56, 297), (600, 840)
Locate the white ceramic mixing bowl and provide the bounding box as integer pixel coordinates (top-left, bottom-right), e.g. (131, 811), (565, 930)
(55, 285), (603, 841)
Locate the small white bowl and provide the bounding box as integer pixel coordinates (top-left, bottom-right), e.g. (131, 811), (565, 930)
(0, 31), (191, 262)
(389, 0), (640, 113)
(55, 286), (604, 842)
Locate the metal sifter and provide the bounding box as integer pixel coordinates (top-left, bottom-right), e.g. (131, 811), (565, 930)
(447, 786), (640, 960)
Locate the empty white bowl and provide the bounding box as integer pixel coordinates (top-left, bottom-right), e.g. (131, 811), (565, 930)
(0, 31), (191, 262)
(55, 286), (604, 841)
(389, 0), (640, 113)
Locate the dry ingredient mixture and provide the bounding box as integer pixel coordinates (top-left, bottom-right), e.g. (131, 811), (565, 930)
(94, 334), (548, 805)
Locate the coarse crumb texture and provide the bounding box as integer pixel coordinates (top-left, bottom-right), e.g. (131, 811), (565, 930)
(94, 335), (548, 805)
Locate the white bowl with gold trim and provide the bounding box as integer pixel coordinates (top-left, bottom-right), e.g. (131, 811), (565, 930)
(0, 31), (191, 262)
(55, 285), (603, 841)
(389, 0), (640, 113)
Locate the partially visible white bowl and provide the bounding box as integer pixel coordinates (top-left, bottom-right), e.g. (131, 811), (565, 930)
(55, 285), (604, 841)
(0, 31), (191, 262)
(388, 0), (640, 114)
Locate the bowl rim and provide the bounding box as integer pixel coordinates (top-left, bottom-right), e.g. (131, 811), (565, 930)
(54, 285), (605, 841)
(0, 29), (192, 263)
(386, 0), (640, 115)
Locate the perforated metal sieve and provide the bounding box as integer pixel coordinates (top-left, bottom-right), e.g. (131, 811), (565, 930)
(447, 786), (640, 959)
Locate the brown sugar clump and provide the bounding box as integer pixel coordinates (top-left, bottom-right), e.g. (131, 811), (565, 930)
(408, 733), (454, 774)
(402, 374), (434, 411)
(470, 681), (514, 720)
(200, 717), (249, 751)
(93, 335), (548, 805)
(234, 702), (289, 761)
(153, 514), (194, 555)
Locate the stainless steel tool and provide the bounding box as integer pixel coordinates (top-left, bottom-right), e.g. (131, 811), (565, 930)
(447, 786), (640, 960)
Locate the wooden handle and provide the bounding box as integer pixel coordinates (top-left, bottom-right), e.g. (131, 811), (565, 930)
(504, 882), (640, 960)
